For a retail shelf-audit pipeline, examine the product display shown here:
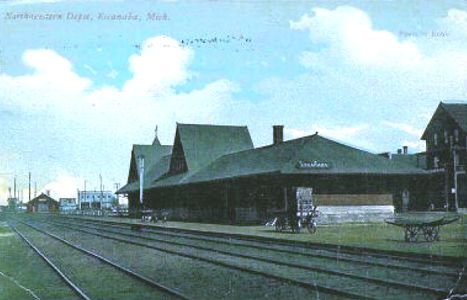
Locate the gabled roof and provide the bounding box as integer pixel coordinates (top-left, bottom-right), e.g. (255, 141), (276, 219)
(170, 123), (254, 173)
(119, 142), (172, 194)
(121, 124), (430, 193)
(421, 102), (467, 139)
(441, 102), (467, 132)
(28, 193), (58, 204)
(186, 134), (428, 184)
(127, 144), (172, 182)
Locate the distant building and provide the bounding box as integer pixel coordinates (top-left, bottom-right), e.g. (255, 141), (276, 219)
(77, 190), (117, 210)
(7, 197), (19, 211)
(27, 193), (59, 213)
(421, 102), (467, 211)
(59, 198), (77, 212)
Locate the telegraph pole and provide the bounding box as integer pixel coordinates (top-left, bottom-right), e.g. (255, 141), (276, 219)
(28, 172), (31, 202)
(13, 176), (16, 200)
(99, 174), (103, 211)
(114, 183), (120, 206)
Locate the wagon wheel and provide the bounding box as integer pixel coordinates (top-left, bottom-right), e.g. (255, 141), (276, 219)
(274, 222), (282, 232)
(423, 225), (440, 242)
(404, 225), (418, 242)
(275, 217), (284, 232)
(433, 226), (440, 241)
(423, 226), (434, 242)
(307, 221), (317, 234)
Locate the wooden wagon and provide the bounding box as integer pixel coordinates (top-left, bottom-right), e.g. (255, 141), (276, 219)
(385, 215), (460, 242)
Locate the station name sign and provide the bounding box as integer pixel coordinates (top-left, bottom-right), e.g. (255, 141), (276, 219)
(296, 160), (331, 169)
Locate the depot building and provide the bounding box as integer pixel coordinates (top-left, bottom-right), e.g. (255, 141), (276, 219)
(118, 123), (441, 224)
(27, 193), (59, 213)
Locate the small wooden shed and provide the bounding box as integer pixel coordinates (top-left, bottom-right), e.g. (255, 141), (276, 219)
(27, 193), (59, 213)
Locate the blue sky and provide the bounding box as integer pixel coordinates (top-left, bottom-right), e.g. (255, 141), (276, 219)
(0, 0), (466, 203)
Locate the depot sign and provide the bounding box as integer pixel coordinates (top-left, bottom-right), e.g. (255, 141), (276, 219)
(296, 160), (331, 169)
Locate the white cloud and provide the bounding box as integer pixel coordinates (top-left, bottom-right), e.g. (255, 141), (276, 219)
(290, 6), (467, 87)
(0, 177), (9, 206)
(255, 6), (467, 153)
(290, 6), (423, 68)
(123, 36), (193, 96)
(285, 124), (374, 151)
(400, 140), (425, 153)
(43, 174), (81, 200)
(0, 35), (239, 198)
(381, 121), (424, 138)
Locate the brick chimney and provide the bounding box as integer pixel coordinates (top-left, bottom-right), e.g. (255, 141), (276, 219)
(273, 125), (284, 145)
(403, 146), (408, 155)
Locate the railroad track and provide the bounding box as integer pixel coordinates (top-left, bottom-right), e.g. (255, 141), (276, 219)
(9, 224), (91, 300)
(58, 215), (462, 267)
(31, 216), (457, 299)
(25, 219), (372, 300)
(11, 221), (192, 300)
(53, 215), (462, 277)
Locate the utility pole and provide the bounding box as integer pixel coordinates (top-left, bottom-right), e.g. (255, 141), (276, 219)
(83, 180), (87, 210)
(28, 172), (31, 202)
(99, 174), (103, 211)
(114, 183), (120, 206)
(34, 182), (37, 198)
(13, 176), (16, 200)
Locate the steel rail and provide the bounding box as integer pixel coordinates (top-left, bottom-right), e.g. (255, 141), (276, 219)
(53, 216), (459, 278)
(39, 219), (445, 300)
(20, 221), (193, 300)
(28, 220), (378, 300)
(47, 219), (449, 297)
(10, 224), (92, 300)
(58, 215), (461, 267)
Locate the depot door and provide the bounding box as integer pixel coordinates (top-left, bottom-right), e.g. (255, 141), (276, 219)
(402, 189), (410, 212)
(38, 203), (48, 212)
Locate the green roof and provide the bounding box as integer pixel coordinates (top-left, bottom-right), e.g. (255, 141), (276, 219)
(390, 153), (426, 169)
(118, 143), (172, 193)
(174, 123), (254, 173)
(185, 134), (429, 185)
(133, 144), (172, 177)
(149, 123), (254, 188)
(121, 125), (430, 194)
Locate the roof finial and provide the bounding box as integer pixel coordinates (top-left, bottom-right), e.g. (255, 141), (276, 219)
(152, 125), (161, 146)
